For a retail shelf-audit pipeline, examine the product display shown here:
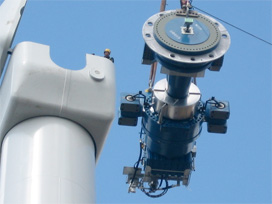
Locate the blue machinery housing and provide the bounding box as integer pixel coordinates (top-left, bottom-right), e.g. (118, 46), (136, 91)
(119, 9), (231, 197)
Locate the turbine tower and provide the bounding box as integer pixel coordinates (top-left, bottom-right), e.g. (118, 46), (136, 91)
(0, 0), (115, 203)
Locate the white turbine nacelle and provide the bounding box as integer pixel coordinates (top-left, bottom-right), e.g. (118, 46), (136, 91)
(0, 0), (116, 203)
(0, 41), (116, 160)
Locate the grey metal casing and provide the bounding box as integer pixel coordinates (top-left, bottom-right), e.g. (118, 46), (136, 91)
(153, 79), (201, 120)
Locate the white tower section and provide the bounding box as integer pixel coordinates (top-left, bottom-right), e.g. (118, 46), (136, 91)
(0, 1), (116, 203)
(0, 0), (26, 74)
(1, 117), (97, 203)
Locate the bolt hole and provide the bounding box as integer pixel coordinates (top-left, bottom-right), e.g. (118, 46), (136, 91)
(146, 33), (151, 37)
(148, 22), (153, 26)
(170, 54), (175, 58)
(222, 34), (228, 38)
(209, 54), (214, 58)
(191, 57), (195, 61)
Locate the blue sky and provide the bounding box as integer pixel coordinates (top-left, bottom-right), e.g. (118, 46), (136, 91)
(2, 0), (272, 203)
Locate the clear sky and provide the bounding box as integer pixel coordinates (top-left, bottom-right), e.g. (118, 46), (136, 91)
(3, 0), (272, 203)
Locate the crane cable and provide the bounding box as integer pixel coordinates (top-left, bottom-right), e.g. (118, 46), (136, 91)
(148, 0), (271, 90)
(148, 0), (271, 91)
(193, 5), (272, 46)
(183, 0), (271, 46)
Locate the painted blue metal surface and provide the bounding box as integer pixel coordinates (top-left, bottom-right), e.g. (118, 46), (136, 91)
(155, 53), (212, 73)
(145, 151), (192, 177)
(205, 100), (230, 120)
(205, 100), (230, 133)
(165, 18), (210, 45)
(167, 75), (191, 99)
(118, 93), (143, 126)
(138, 96), (203, 177)
(120, 93), (142, 118)
(142, 98), (203, 158)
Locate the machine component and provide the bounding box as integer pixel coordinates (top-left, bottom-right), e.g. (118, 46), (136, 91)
(205, 99), (230, 120)
(153, 78), (201, 120)
(205, 98), (230, 133)
(118, 92), (145, 126)
(120, 93), (143, 118)
(207, 119), (227, 134)
(142, 9), (230, 75)
(119, 6), (231, 198)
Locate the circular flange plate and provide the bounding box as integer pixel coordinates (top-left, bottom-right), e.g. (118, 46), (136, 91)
(154, 11), (221, 54)
(142, 10), (231, 69)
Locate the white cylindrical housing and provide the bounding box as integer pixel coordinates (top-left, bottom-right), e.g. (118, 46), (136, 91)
(0, 117), (96, 204)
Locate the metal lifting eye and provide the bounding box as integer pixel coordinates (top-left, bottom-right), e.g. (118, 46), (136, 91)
(182, 17), (194, 34)
(215, 102), (225, 109)
(125, 95), (135, 101)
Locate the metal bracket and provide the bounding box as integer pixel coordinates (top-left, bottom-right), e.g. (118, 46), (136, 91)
(123, 167), (144, 193)
(182, 169), (192, 186)
(176, 9), (199, 17)
(7, 48), (13, 55)
(182, 26), (194, 35)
